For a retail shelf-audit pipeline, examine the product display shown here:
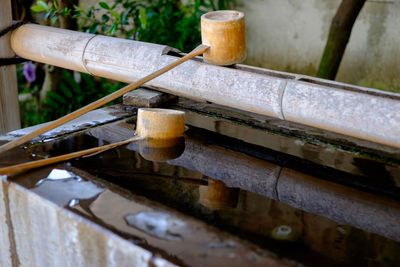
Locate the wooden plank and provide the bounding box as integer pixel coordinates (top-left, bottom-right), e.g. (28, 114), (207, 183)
(0, 0), (21, 134)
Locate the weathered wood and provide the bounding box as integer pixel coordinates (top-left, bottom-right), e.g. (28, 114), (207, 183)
(317, 0), (366, 80)
(0, 0), (21, 133)
(123, 88), (177, 108)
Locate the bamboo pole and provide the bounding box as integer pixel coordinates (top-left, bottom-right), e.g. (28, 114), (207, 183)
(0, 44), (209, 154)
(0, 0), (21, 133)
(10, 24), (400, 149)
(0, 135), (144, 176)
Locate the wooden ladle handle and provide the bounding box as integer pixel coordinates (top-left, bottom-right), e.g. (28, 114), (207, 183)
(0, 135), (144, 176)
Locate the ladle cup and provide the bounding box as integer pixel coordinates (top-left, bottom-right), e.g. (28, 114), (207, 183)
(0, 108), (185, 176)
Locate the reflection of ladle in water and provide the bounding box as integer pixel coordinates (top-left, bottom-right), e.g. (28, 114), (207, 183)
(199, 177), (239, 210)
(0, 108), (185, 176)
(137, 108), (186, 161)
(138, 137), (185, 162)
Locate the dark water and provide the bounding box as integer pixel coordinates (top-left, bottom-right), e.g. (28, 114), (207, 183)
(3, 120), (399, 266)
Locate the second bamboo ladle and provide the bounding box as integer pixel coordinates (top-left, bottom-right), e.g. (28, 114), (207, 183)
(0, 10), (246, 176)
(0, 108), (185, 176)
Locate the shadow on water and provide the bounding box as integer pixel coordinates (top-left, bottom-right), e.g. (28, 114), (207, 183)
(3, 125), (398, 266)
(1, 121), (400, 266)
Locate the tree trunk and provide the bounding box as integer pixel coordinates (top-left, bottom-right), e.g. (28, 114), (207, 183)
(40, 0), (78, 105)
(56, 0), (78, 29)
(317, 0), (366, 80)
(12, 0), (34, 21)
(0, 0), (21, 133)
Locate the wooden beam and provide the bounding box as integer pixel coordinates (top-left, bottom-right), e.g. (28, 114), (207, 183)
(0, 0), (21, 133)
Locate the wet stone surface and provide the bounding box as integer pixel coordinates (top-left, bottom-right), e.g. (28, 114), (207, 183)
(174, 99), (400, 184)
(1, 103), (400, 266)
(1, 119), (399, 267)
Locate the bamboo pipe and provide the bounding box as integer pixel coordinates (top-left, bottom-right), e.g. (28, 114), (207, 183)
(9, 25), (400, 148)
(0, 44), (209, 154)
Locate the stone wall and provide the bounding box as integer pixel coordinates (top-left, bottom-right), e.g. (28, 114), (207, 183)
(80, 0), (400, 92)
(236, 0), (400, 92)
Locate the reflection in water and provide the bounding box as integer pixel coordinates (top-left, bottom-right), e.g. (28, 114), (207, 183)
(4, 123), (400, 266)
(63, 141), (400, 266)
(270, 225), (299, 242)
(29, 168), (104, 206)
(68, 188), (277, 267)
(125, 211), (185, 241)
(45, 169), (76, 180)
(137, 136), (185, 162)
(199, 177), (239, 210)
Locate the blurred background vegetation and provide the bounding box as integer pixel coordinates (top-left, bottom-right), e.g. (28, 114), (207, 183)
(15, 0), (233, 127)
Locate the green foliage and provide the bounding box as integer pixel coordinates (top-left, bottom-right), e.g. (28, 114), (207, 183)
(18, 65), (125, 127)
(31, 0), (71, 25)
(44, 71), (125, 121)
(23, 0), (233, 127)
(32, 0), (233, 52)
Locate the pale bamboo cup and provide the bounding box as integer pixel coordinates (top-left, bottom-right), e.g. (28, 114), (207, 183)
(136, 108), (185, 161)
(201, 10), (246, 66)
(136, 108), (185, 139)
(0, 108), (186, 176)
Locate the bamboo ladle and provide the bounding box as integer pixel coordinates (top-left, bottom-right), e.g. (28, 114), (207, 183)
(0, 10), (245, 154)
(0, 135), (144, 176)
(0, 44), (209, 154)
(0, 10), (246, 174)
(0, 108), (185, 176)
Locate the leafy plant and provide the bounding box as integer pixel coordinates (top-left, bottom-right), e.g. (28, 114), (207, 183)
(18, 65), (125, 127)
(31, 0), (72, 25)
(32, 0), (233, 51)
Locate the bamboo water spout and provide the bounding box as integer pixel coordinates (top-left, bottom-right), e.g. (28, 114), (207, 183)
(6, 17), (400, 148)
(0, 10), (248, 154)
